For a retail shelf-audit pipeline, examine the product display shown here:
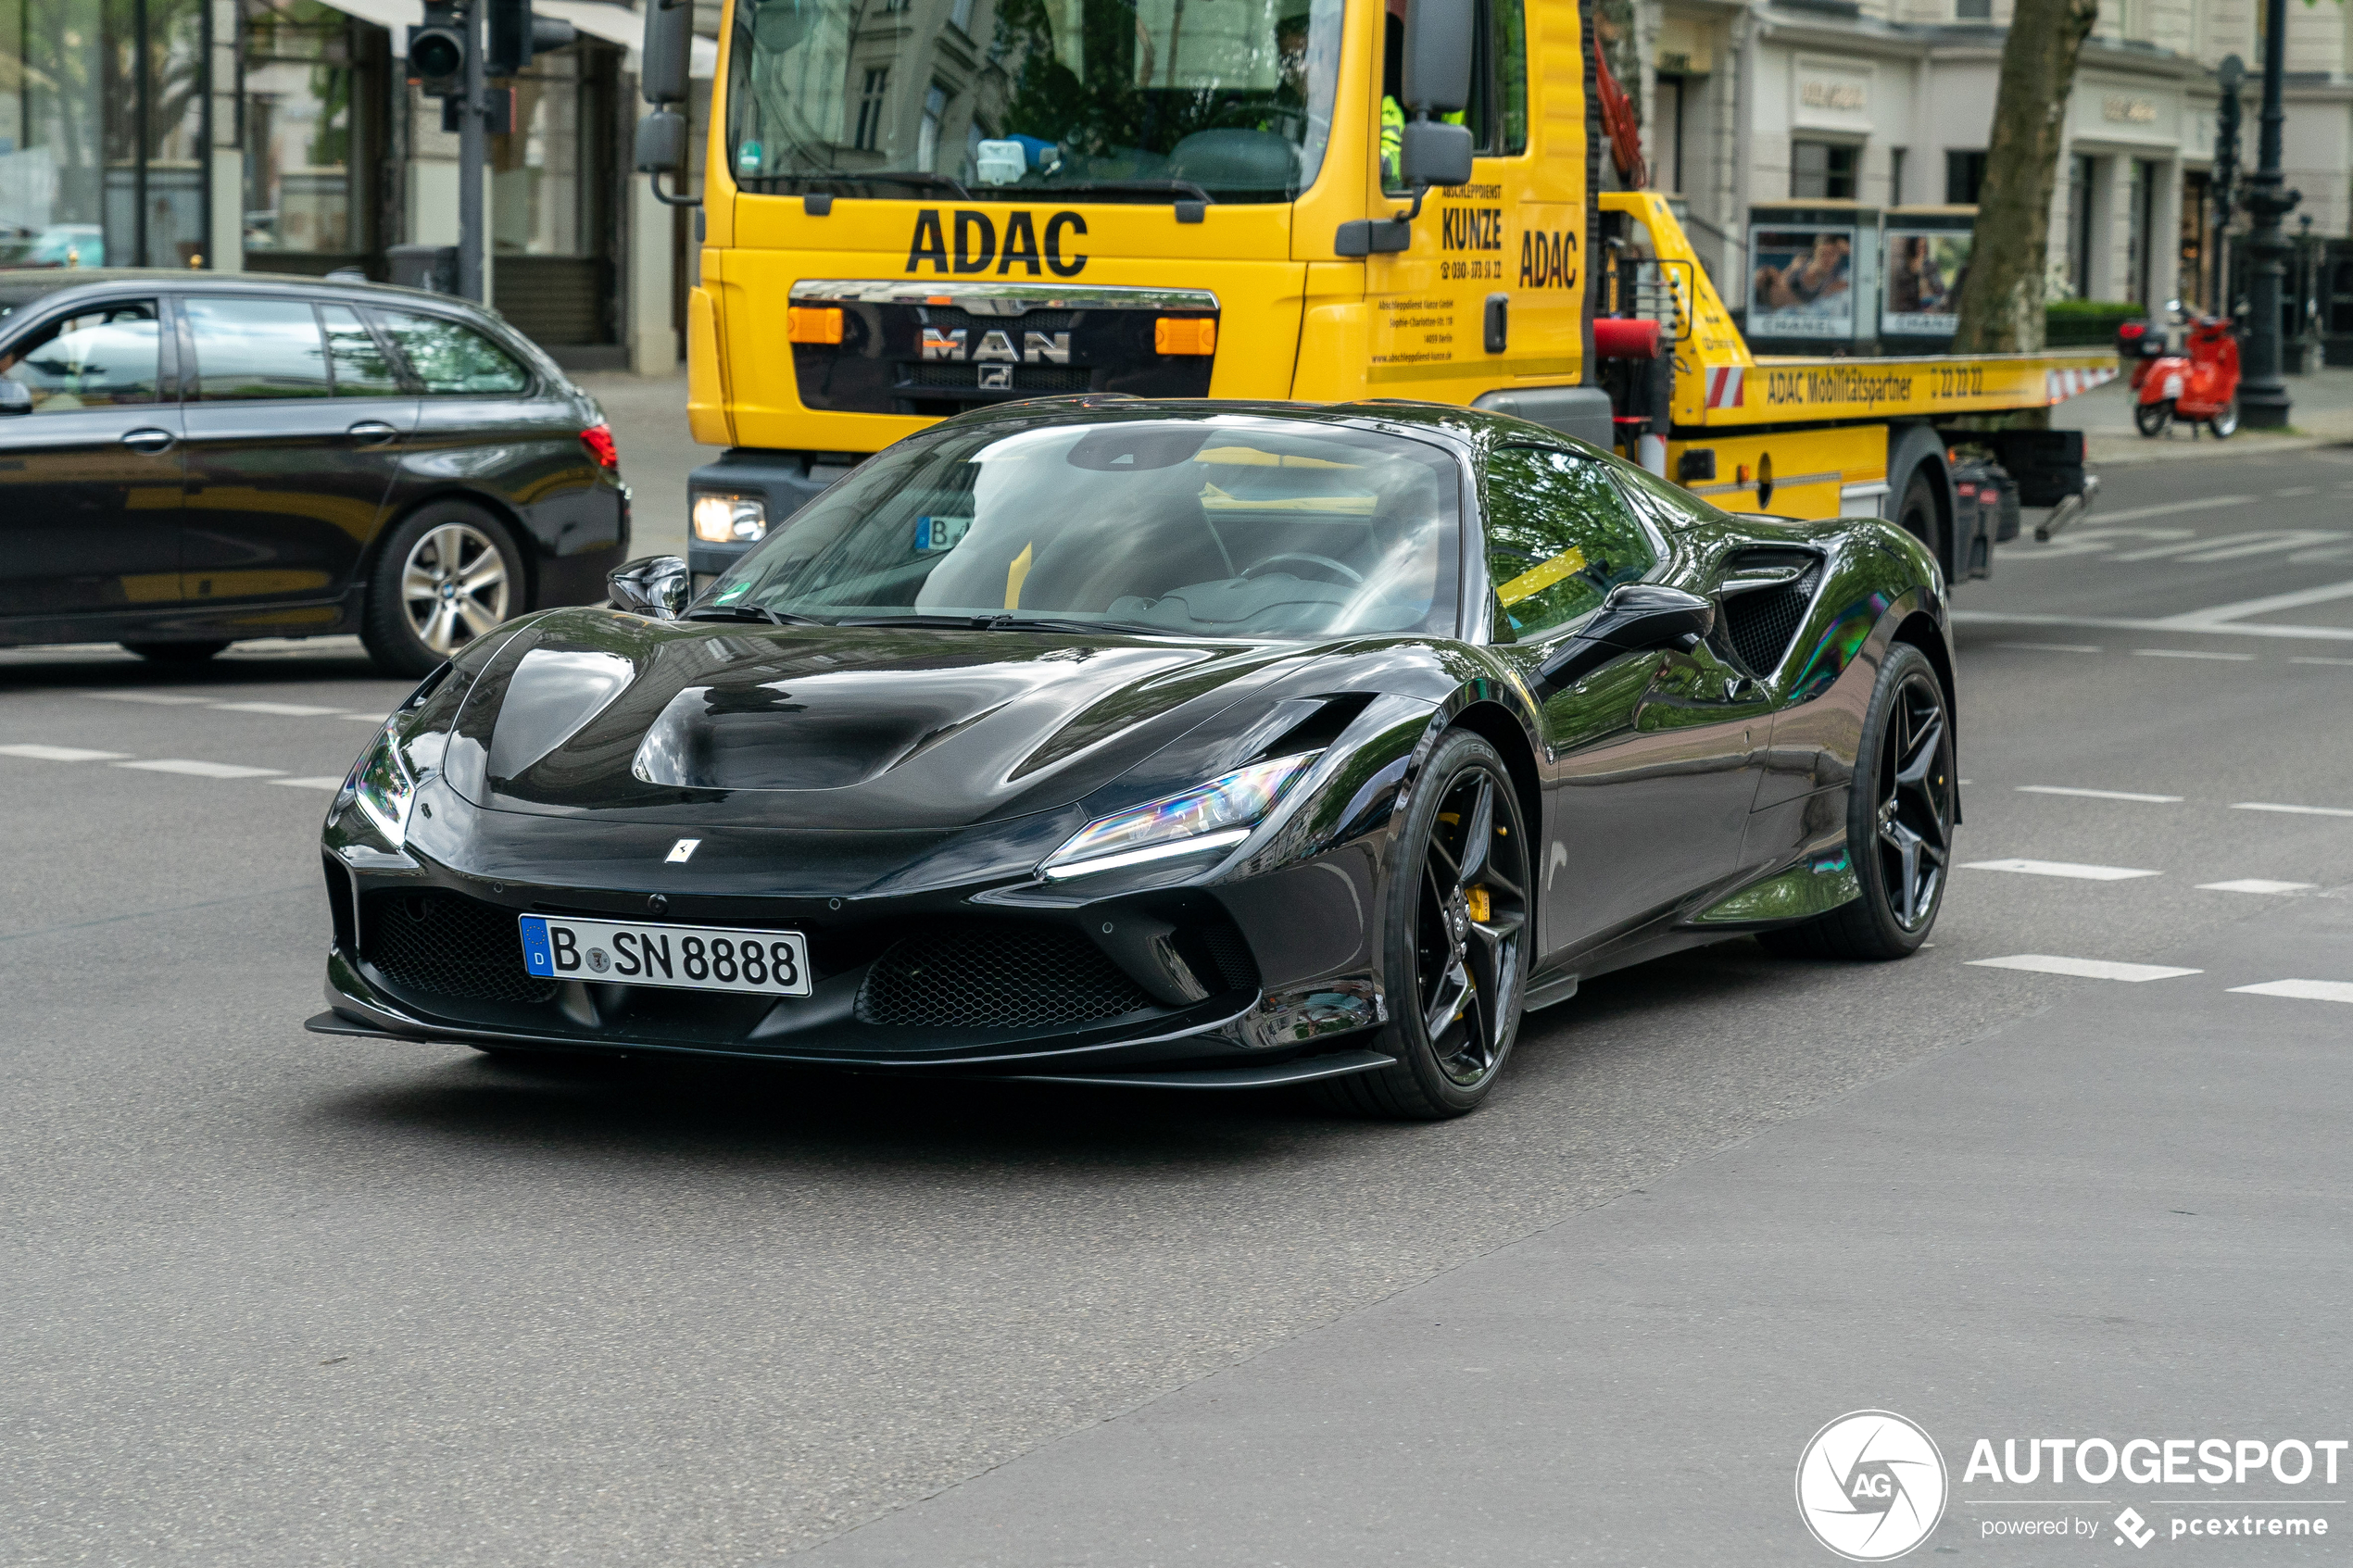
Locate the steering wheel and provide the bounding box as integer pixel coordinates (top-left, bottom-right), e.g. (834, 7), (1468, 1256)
(1240, 552), (1364, 584)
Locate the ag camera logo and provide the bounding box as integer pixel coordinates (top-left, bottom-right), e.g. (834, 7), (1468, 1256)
(1797, 1410), (1949, 1561)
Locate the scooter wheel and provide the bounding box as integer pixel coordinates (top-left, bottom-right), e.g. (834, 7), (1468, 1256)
(2134, 399), (2173, 438)
(2209, 397), (2238, 439)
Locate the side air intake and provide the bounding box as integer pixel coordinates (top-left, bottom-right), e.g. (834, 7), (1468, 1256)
(1718, 550), (1823, 677)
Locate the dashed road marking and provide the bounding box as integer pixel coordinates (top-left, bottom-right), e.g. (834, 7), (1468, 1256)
(1999, 642), (2104, 654)
(271, 776), (349, 791)
(2230, 979), (2353, 1005)
(2198, 879), (2319, 895)
(209, 700), (347, 717)
(1969, 954), (2203, 983)
(2134, 648), (2257, 661)
(2233, 801), (2353, 819)
(86, 691), (209, 706)
(1963, 859), (2161, 881)
(114, 759), (284, 780)
(2292, 657), (2353, 667)
(0, 743), (131, 762)
(2017, 785), (2183, 803)
(2275, 486), (2321, 497)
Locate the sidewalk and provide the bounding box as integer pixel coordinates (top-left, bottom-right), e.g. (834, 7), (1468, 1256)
(2079, 362), (2353, 467)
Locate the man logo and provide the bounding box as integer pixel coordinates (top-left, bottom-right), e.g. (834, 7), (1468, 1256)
(665, 838), (701, 863)
(1796, 1411), (1947, 1562)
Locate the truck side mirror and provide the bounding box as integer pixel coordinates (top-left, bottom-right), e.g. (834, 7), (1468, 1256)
(635, 0), (698, 206)
(1401, 0), (1474, 114)
(1399, 120), (1473, 189)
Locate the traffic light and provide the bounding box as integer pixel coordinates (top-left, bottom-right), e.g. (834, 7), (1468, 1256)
(407, 0), (466, 97)
(486, 0), (578, 77)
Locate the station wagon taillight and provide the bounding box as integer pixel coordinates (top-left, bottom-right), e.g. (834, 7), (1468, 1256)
(580, 423), (618, 470)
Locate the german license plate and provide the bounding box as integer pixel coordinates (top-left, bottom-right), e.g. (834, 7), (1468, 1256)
(519, 915), (812, 997)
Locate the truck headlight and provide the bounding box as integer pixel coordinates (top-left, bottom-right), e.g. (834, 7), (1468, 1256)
(1040, 753), (1318, 881)
(693, 493), (768, 544)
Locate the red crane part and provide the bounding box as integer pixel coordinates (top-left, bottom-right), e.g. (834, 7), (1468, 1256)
(1593, 317), (1662, 359)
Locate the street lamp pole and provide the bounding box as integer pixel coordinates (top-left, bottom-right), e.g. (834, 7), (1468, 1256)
(2239, 0), (2297, 428)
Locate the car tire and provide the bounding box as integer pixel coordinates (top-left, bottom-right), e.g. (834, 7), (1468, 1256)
(362, 501), (525, 679)
(2134, 398), (2173, 438)
(120, 640), (229, 664)
(2209, 396), (2239, 439)
(1759, 643), (1956, 962)
(1315, 730), (1531, 1120)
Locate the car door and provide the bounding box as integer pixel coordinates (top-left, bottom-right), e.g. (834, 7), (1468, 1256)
(176, 294), (416, 612)
(0, 295), (185, 626)
(1481, 445), (1768, 958)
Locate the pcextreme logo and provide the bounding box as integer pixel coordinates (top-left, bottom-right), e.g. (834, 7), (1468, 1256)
(1797, 1411), (1950, 1562)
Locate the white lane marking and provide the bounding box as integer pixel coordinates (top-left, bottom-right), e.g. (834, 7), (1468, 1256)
(86, 691), (210, 706)
(2017, 785), (2183, 803)
(2233, 801), (2353, 819)
(2231, 979), (2353, 1005)
(1952, 610), (2353, 643)
(2160, 576), (2353, 629)
(2135, 647), (2257, 661)
(2275, 486), (2321, 497)
(209, 700), (346, 717)
(2083, 497), (2255, 524)
(2291, 657), (2353, 667)
(0, 743), (132, 762)
(2116, 530), (2348, 565)
(1969, 954), (2203, 982)
(271, 776), (350, 790)
(341, 713), (391, 722)
(1963, 859), (2162, 881)
(2199, 879), (2319, 895)
(1999, 641), (2103, 653)
(114, 759), (284, 780)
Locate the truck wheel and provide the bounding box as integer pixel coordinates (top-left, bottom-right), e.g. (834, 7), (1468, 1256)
(362, 502), (524, 679)
(1894, 470), (1943, 569)
(2134, 399), (2173, 438)
(2208, 397), (2238, 439)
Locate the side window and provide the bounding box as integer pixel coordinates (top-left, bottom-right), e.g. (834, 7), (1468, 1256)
(321, 304), (402, 396)
(0, 300), (162, 411)
(1482, 445), (1661, 640)
(1380, 0), (1526, 191)
(375, 310), (528, 395)
(184, 297), (331, 400)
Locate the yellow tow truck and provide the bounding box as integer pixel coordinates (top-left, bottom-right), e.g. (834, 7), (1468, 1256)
(629, 0), (2110, 584)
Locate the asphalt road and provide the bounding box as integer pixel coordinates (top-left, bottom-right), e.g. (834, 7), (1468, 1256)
(5, 445), (2351, 1566)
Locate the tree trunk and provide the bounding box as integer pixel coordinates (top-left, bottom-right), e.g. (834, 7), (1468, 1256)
(1951, 0), (2100, 354)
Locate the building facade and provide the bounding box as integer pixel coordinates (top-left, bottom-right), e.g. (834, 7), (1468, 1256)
(0, 0), (713, 371)
(1640, 0), (2353, 332)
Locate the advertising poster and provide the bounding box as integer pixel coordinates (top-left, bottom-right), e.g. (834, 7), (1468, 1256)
(1885, 229), (1971, 334)
(1747, 227), (1857, 340)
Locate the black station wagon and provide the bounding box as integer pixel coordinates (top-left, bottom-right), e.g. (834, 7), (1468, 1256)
(0, 270), (629, 676)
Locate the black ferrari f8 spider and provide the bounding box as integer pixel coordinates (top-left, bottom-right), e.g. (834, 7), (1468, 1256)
(310, 398), (1957, 1117)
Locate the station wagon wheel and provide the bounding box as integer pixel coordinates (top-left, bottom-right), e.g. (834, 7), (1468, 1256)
(362, 502), (524, 678)
(1317, 730), (1531, 1120)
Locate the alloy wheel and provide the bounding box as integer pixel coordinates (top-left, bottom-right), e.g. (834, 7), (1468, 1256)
(1412, 767), (1530, 1088)
(400, 521), (510, 656)
(1873, 673), (1954, 932)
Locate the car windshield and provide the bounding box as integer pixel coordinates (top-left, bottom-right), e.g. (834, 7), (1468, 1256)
(725, 0), (1344, 204)
(707, 416), (1461, 637)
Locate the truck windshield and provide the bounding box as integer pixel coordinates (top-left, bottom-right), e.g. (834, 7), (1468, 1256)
(704, 416), (1462, 638)
(724, 0), (1344, 205)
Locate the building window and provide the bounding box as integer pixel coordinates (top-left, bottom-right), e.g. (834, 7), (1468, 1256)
(2126, 157), (2157, 304)
(2068, 153), (2095, 297)
(1955, 0), (1992, 19)
(1946, 149), (1988, 205)
(243, 0), (369, 266)
(854, 68), (890, 151)
(949, 0), (975, 31)
(1889, 146), (1906, 206)
(1791, 140), (1856, 200)
(917, 83), (948, 172)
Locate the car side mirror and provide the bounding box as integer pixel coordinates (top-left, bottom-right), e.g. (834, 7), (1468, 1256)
(609, 555), (692, 619)
(1535, 584), (1717, 692)
(0, 379), (31, 416)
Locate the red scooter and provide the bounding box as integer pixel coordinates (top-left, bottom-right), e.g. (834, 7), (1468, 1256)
(2117, 308), (2241, 439)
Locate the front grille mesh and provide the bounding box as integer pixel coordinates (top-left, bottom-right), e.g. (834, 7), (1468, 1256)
(903, 362), (1092, 391)
(1721, 561), (1822, 675)
(365, 892), (557, 1005)
(917, 307), (1078, 335)
(855, 924), (1155, 1031)
(1198, 924), (1261, 992)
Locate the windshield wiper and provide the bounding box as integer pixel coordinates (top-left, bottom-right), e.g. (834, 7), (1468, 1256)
(795, 170), (973, 200)
(1019, 179), (1216, 206)
(684, 604), (822, 627)
(836, 613), (1169, 635)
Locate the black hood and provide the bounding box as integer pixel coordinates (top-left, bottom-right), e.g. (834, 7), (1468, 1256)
(443, 608), (1315, 831)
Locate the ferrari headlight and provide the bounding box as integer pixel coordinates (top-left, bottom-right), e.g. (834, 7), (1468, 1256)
(340, 718), (418, 845)
(1040, 753), (1318, 881)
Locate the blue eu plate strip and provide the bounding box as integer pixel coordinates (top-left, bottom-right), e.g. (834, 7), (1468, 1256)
(519, 915), (555, 977)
